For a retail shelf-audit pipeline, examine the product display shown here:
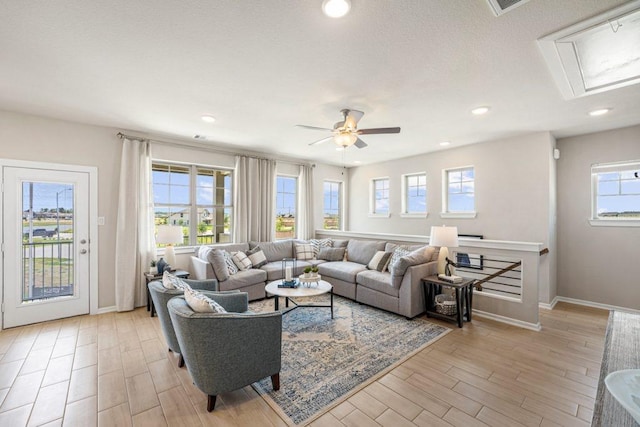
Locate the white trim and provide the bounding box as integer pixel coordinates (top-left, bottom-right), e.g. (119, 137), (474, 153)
(473, 309), (541, 331)
(369, 176), (390, 216)
(553, 296), (640, 315)
(538, 296), (559, 310)
(0, 158), (100, 319)
(400, 213), (428, 219)
(476, 290), (522, 304)
(589, 219), (640, 227)
(315, 229), (545, 252)
(440, 212), (477, 219)
(368, 213), (390, 218)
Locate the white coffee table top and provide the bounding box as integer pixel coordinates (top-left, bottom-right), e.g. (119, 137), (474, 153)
(265, 280), (332, 298)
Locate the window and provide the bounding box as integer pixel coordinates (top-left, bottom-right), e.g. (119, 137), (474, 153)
(275, 176), (297, 239)
(370, 177), (390, 217)
(323, 181), (342, 230)
(442, 166), (476, 218)
(402, 172), (427, 217)
(152, 163), (233, 246)
(591, 160), (640, 226)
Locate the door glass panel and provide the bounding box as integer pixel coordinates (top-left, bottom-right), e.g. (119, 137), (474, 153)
(22, 182), (75, 302)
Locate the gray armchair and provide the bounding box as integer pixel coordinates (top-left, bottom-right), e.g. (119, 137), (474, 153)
(167, 292), (282, 412)
(148, 278), (218, 367)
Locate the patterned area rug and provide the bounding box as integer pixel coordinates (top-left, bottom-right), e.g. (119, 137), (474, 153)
(250, 295), (449, 425)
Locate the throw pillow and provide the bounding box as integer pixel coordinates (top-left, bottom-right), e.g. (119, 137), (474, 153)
(222, 251), (238, 275)
(368, 251), (392, 272)
(162, 271), (191, 291)
(209, 249), (229, 282)
(390, 247), (431, 277)
(389, 246), (411, 273)
(309, 238), (332, 257)
(317, 247), (345, 262)
(184, 289), (227, 313)
(231, 251), (252, 271)
(246, 246), (268, 268)
(295, 243), (315, 261)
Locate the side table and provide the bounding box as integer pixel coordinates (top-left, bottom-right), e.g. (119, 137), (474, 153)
(422, 275), (475, 328)
(144, 270), (190, 317)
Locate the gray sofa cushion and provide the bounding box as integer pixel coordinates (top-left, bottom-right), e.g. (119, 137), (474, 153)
(331, 239), (349, 248)
(390, 246), (436, 277)
(249, 240), (293, 262)
(261, 260), (313, 281)
(318, 261), (367, 283)
(208, 249), (230, 282)
(317, 247), (346, 262)
(356, 270), (399, 297)
(218, 268), (267, 291)
(385, 243), (439, 262)
(199, 243), (250, 257)
(346, 240), (386, 265)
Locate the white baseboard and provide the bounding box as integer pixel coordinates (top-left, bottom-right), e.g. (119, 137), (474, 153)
(551, 296), (640, 315)
(472, 309), (542, 331)
(95, 305), (117, 314)
(538, 296), (559, 310)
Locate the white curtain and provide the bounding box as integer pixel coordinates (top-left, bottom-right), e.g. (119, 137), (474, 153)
(233, 156), (276, 242)
(297, 164), (314, 240)
(115, 138), (155, 311)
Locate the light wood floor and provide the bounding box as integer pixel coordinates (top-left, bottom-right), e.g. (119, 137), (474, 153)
(0, 301), (608, 426)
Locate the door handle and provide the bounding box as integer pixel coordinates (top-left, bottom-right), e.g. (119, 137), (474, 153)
(80, 249), (88, 254)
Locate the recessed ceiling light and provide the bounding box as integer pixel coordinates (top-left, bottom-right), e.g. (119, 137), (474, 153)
(201, 115), (216, 123)
(471, 106), (490, 115)
(322, 0), (351, 18)
(439, 141), (451, 146)
(353, 160), (361, 164)
(589, 108), (611, 116)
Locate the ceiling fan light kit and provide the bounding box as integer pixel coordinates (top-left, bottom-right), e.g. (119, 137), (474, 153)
(322, 0), (351, 18)
(297, 108), (401, 150)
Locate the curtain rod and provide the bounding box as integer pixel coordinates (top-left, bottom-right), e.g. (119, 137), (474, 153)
(115, 132), (310, 167)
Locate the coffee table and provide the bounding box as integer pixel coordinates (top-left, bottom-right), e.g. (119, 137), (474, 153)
(265, 280), (334, 319)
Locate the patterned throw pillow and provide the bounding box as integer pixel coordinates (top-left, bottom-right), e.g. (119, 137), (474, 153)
(309, 238), (332, 257)
(231, 251), (252, 271)
(389, 247), (411, 274)
(184, 289), (227, 313)
(162, 271), (191, 291)
(246, 246), (268, 268)
(368, 251), (393, 272)
(295, 243), (315, 261)
(222, 251), (239, 275)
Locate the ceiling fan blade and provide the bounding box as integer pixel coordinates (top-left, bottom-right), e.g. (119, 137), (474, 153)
(357, 127), (401, 135)
(343, 109), (364, 129)
(296, 125), (333, 132)
(354, 138), (368, 149)
(308, 136), (333, 146)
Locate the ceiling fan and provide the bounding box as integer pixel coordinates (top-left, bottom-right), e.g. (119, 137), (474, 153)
(296, 109), (401, 149)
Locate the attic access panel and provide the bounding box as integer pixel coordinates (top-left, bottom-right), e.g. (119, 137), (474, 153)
(538, 1), (640, 99)
(486, 0), (531, 16)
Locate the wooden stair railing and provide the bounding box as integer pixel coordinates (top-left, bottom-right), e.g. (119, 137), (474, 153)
(472, 247), (548, 291)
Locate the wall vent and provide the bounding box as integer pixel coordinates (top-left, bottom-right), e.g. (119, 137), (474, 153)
(486, 0), (531, 16)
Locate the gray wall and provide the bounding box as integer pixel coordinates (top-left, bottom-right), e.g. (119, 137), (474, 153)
(557, 125), (640, 309)
(348, 132), (557, 303)
(0, 109), (344, 310)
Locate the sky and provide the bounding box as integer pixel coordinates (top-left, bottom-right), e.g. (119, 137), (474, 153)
(22, 182), (74, 211)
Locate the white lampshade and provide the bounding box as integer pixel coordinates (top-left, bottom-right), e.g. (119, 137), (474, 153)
(156, 225), (183, 267)
(429, 226), (459, 275)
(156, 225), (183, 245)
(429, 226), (459, 248)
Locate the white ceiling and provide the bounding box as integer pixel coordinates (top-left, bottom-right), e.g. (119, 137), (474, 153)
(1, 0), (639, 166)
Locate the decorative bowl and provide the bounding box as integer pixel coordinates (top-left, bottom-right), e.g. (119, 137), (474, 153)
(605, 369), (640, 424)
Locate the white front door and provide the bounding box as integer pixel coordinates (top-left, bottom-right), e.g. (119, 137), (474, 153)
(2, 165), (91, 328)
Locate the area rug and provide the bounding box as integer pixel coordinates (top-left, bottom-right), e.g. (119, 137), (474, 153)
(250, 295), (450, 425)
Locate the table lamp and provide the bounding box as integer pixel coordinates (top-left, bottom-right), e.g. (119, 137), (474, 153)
(156, 225), (183, 268)
(429, 225), (459, 275)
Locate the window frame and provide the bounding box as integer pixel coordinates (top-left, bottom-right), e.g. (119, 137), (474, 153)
(401, 172), (428, 218)
(152, 162), (234, 248)
(323, 180), (343, 231)
(369, 177), (391, 218)
(590, 160), (640, 227)
(275, 174), (298, 239)
(441, 166), (477, 219)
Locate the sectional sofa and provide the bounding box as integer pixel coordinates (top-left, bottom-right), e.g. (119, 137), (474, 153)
(190, 238), (438, 318)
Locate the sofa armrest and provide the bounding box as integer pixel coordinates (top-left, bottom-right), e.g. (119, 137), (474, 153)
(200, 291), (249, 313)
(398, 261), (438, 318)
(190, 255), (216, 280)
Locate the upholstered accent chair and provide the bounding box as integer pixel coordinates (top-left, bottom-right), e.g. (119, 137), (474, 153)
(167, 292), (282, 412)
(148, 278), (218, 367)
